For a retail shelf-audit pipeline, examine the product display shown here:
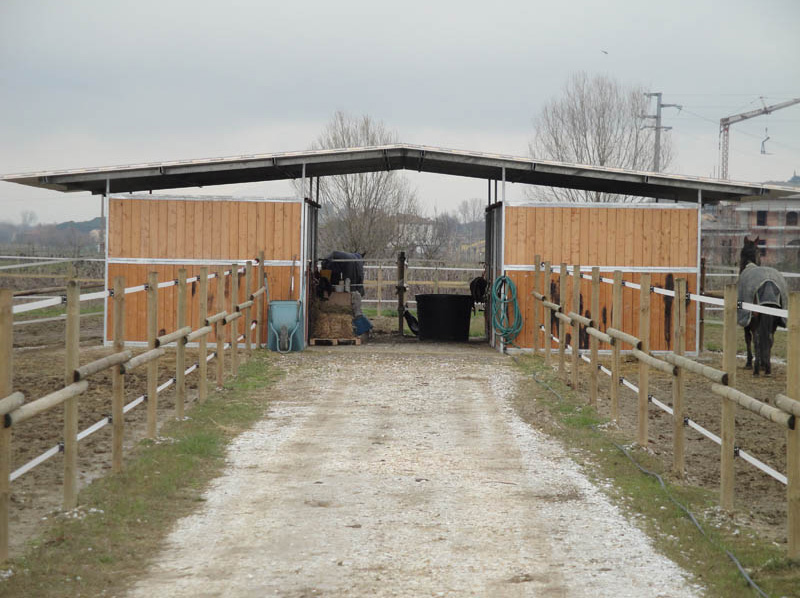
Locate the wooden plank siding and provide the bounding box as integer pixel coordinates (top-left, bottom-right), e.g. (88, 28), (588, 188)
(108, 197), (302, 261)
(107, 197), (305, 343)
(503, 204), (698, 352)
(508, 269), (697, 353)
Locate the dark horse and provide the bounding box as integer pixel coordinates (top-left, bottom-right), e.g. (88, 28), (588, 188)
(469, 275), (488, 315)
(737, 237), (788, 376)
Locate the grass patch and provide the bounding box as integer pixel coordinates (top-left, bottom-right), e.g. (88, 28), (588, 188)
(16, 300), (104, 321)
(0, 353), (282, 598)
(469, 312), (486, 337)
(703, 318), (788, 360)
(511, 355), (800, 598)
(363, 307), (398, 318)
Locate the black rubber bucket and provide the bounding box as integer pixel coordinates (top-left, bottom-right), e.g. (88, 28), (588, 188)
(416, 294), (472, 342)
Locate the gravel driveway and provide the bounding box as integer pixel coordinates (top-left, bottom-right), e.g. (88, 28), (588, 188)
(125, 343), (701, 597)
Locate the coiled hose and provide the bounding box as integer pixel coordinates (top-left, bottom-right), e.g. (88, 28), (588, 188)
(491, 275), (523, 346)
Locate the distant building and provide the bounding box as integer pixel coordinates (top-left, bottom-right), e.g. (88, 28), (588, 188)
(735, 197), (800, 268)
(702, 172), (800, 271)
(702, 194), (800, 270)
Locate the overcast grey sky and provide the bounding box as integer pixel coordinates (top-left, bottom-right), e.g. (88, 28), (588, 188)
(1, 0), (799, 223)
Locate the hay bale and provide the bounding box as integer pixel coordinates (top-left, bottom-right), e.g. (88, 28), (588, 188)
(328, 314), (353, 338)
(318, 302), (352, 315)
(312, 296), (355, 339)
(311, 311), (353, 339)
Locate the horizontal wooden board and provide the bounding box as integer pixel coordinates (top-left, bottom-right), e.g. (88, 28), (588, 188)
(503, 205), (698, 351)
(504, 205), (698, 268)
(108, 198), (302, 261)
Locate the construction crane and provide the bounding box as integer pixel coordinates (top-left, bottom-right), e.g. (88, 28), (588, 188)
(719, 96), (800, 179)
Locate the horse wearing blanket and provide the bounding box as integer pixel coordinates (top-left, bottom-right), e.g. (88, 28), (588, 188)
(737, 237), (788, 376)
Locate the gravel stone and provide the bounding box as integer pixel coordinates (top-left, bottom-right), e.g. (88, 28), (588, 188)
(125, 344), (701, 597)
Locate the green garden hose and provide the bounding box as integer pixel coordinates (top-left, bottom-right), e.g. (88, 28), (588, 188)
(491, 275), (523, 346)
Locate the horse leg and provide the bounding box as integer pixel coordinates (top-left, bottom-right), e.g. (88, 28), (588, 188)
(744, 324), (753, 369)
(751, 320), (761, 376)
(761, 315), (777, 376)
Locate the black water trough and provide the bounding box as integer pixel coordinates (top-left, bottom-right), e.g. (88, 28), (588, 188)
(416, 294), (472, 342)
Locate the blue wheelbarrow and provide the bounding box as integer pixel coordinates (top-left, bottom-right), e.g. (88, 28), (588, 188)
(267, 300), (304, 353)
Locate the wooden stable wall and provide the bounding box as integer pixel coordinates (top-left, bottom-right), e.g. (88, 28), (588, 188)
(108, 197), (301, 260)
(106, 196), (304, 343)
(503, 203), (698, 352)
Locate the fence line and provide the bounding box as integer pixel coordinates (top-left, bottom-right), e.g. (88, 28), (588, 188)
(320, 260), (484, 317)
(0, 256), (105, 263)
(527, 255), (800, 559)
(0, 258), (268, 561)
(11, 265), (252, 316)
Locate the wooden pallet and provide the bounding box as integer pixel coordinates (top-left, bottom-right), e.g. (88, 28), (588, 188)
(309, 338), (361, 346)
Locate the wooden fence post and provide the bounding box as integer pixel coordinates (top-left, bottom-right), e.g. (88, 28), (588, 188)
(63, 280), (80, 509)
(231, 263), (239, 378)
(543, 262), (552, 368)
(112, 276), (125, 474)
(397, 252), (406, 335)
(146, 272), (158, 437)
(198, 267), (208, 402)
(571, 264), (581, 389)
(590, 267), (599, 406)
(673, 278), (687, 478)
(558, 263), (567, 381)
(176, 268), (187, 419)
(256, 251), (264, 348)
(532, 256), (540, 355)
(611, 270), (623, 421)
(245, 262), (252, 357)
(721, 283), (737, 511)
(637, 273), (651, 446)
(216, 267), (225, 388)
(786, 291), (800, 558)
(699, 257), (706, 351)
(434, 265), (440, 294)
(0, 290), (13, 561)
(377, 265), (383, 317)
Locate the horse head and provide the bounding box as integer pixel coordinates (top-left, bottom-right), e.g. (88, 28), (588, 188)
(740, 236), (761, 271)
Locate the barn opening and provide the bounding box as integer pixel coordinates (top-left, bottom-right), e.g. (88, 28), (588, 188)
(3, 144), (794, 353)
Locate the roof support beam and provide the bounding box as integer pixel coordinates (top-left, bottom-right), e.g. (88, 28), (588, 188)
(3, 144), (794, 204)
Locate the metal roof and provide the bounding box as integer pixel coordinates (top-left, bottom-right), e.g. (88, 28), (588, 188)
(2, 143), (796, 203)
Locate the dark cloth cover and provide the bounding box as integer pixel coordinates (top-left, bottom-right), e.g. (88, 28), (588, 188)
(322, 251), (365, 296)
(737, 263), (788, 327)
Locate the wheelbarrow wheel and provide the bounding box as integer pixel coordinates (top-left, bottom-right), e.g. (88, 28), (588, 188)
(279, 325), (289, 352)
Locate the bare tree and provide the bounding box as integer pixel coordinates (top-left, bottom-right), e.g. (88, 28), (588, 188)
(20, 210), (37, 228)
(410, 210), (459, 260)
(528, 72), (674, 203)
(456, 198), (484, 243)
(311, 111), (419, 258)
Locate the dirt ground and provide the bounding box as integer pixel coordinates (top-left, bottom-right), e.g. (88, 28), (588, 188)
(8, 315), (219, 556)
(583, 349), (790, 545)
(4, 310), (792, 563)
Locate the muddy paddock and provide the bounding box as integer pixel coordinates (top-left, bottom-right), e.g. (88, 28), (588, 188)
(3, 313), (793, 557)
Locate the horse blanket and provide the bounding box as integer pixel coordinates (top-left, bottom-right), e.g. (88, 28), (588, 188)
(737, 263), (788, 327)
(321, 251), (365, 296)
